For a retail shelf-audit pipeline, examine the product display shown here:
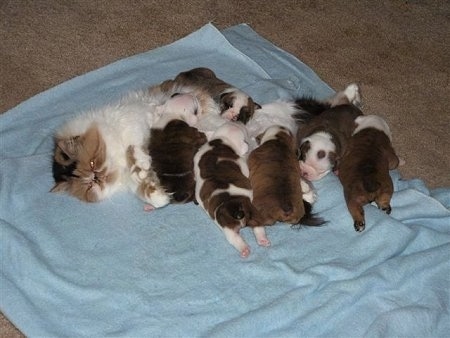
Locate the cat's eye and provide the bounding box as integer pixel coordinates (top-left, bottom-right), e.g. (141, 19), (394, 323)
(90, 160), (95, 170)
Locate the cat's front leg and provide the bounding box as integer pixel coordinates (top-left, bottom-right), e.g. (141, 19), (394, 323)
(126, 145), (170, 208)
(136, 171), (171, 209)
(127, 145), (151, 183)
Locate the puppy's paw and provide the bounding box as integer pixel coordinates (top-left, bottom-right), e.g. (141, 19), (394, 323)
(354, 220), (365, 232)
(380, 205), (392, 215)
(301, 178), (317, 203)
(253, 226), (271, 247)
(240, 246), (251, 258)
(344, 83), (361, 106)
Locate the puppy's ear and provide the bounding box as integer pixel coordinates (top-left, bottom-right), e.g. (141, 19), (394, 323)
(237, 97), (258, 124)
(298, 140), (311, 161)
(255, 133), (264, 145)
(328, 151), (339, 171)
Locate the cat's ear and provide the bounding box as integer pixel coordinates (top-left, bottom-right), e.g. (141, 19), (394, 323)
(56, 136), (81, 160)
(50, 181), (70, 193)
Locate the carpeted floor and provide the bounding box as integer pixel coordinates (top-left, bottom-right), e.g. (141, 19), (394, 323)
(1, 1), (449, 336)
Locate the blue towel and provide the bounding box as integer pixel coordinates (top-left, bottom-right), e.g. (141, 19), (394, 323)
(1, 23), (449, 337)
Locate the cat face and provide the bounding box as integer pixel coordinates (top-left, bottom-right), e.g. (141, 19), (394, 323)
(51, 125), (119, 202)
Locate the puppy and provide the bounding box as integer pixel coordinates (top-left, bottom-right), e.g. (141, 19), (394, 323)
(296, 84), (363, 180)
(194, 122), (266, 258)
(171, 67), (260, 123)
(149, 94), (207, 203)
(248, 126), (324, 242)
(338, 115), (400, 232)
(245, 100), (301, 151)
(152, 67), (260, 137)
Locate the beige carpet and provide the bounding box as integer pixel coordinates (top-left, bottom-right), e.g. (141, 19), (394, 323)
(1, 1), (449, 336)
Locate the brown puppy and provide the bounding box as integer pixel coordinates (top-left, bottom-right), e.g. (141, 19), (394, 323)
(194, 122), (266, 258)
(248, 126), (324, 243)
(338, 115), (400, 232)
(249, 126), (306, 225)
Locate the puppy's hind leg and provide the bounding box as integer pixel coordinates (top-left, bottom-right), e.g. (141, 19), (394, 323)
(222, 227), (251, 258)
(375, 189), (394, 215)
(253, 226), (271, 247)
(346, 198), (366, 232)
(328, 83), (361, 107)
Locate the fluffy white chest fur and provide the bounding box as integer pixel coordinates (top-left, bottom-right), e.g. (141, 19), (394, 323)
(57, 90), (160, 179)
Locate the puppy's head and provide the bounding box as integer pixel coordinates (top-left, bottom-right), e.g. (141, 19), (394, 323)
(298, 131), (338, 181)
(219, 90), (261, 124)
(211, 121), (249, 156)
(159, 93), (199, 126)
(216, 196), (262, 230)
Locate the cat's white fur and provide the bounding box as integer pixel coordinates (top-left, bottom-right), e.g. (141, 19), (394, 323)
(55, 89), (171, 207)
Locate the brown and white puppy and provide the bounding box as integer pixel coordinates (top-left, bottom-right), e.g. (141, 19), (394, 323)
(338, 115), (400, 232)
(194, 122), (266, 258)
(171, 67), (260, 124)
(149, 94), (207, 204)
(149, 68), (260, 138)
(248, 126), (324, 242)
(296, 84), (363, 181)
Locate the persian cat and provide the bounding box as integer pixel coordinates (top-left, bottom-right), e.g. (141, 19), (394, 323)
(51, 89), (171, 208)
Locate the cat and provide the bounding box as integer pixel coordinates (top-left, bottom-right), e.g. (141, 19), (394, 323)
(51, 89), (171, 208)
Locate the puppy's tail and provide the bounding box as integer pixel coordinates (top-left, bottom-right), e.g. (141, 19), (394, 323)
(361, 163), (381, 192)
(293, 97), (331, 124)
(292, 201), (327, 228)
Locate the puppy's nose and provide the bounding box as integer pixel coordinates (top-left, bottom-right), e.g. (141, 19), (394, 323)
(172, 191), (191, 203)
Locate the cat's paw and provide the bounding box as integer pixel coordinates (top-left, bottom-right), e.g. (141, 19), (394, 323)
(148, 190), (171, 208)
(137, 175), (170, 209)
(127, 145), (152, 183)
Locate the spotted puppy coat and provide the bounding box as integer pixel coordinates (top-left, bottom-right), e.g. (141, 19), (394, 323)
(296, 84), (362, 181)
(194, 122), (266, 258)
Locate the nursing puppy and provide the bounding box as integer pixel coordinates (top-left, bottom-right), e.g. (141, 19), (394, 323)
(150, 94), (207, 203)
(296, 84), (363, 181)
(151, 68), (259, 137)
(248, 126), (324, 241)
(194, 122), (266, 258)
(245, 100), (301, 151)
(171, 67), (260, 124)
(339, 115), (400, 232)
